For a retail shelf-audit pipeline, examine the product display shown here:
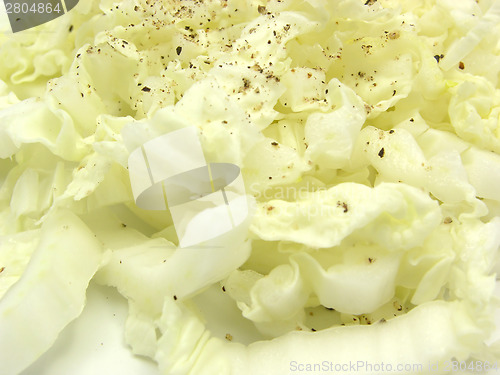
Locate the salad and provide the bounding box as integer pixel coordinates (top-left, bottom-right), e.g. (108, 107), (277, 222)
(1, 0), (500, 374)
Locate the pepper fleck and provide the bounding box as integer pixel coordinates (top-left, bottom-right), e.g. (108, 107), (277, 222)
(337, 201), (348, 213)
(176, 46), (182, 55)
(378, 148), (385, 158)
(458, 61), (465, 70)
(141, 86), (151, 92)
(388, 31), (399, 39)
(173, 295), (177, 300)
(433, 54), (444, 63)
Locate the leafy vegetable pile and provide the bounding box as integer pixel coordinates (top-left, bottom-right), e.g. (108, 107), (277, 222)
(1, 0), (500, 374)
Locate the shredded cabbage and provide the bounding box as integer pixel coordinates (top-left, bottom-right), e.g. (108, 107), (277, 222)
(0, 0), (500, 374)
